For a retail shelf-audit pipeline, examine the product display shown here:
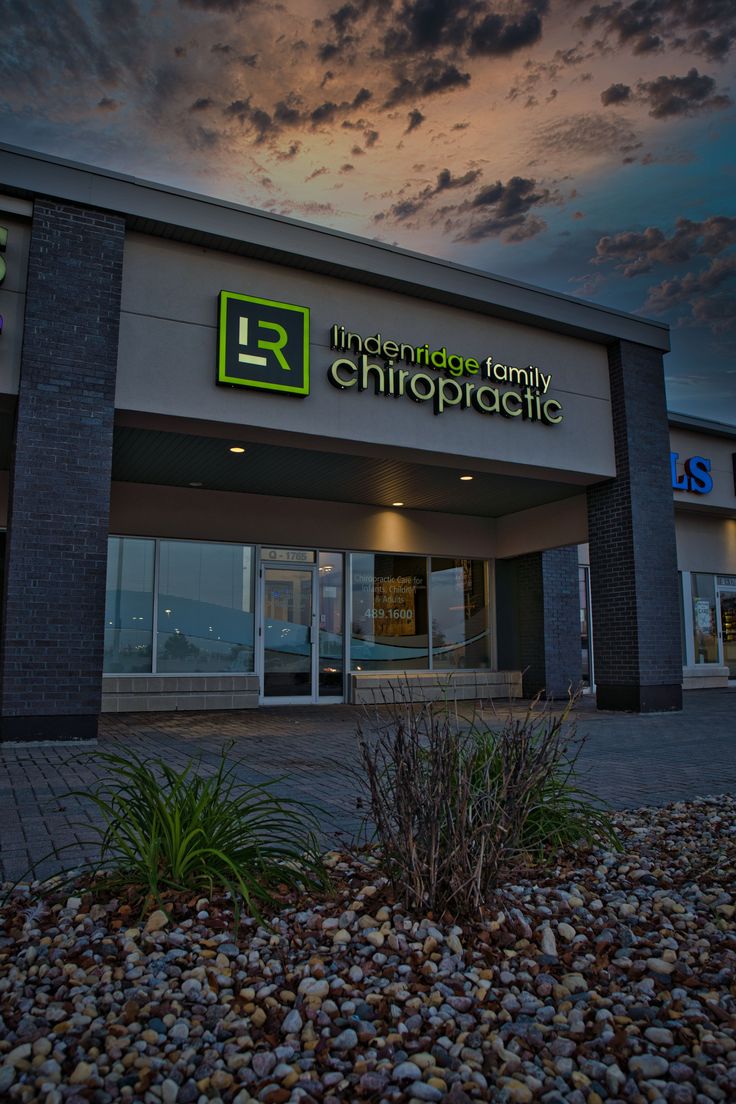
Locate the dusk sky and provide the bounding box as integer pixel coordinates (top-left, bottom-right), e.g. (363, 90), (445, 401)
(2, 0), (735, 423)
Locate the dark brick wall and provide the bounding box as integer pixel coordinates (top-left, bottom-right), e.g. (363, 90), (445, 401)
(0, 200), (125, 741)
(496, 546), (580, 698)
(542, 546), (581, 697)
(587, 340), (682, 712)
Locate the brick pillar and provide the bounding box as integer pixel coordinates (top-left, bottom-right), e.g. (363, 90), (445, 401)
(496, 545), (581, 698)
(587, 340), (682, 712)
(0, 200), (124, 741)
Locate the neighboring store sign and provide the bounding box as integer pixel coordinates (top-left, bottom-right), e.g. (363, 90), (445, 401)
(717, 576), (736, 587)
(218, 291), (309, 395)
(327, 323), (564, 426)
(0, 226), (7, 337)
(671, 452), (713, 495)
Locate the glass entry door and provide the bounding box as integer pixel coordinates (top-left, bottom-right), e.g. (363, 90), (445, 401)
(718, 590), (736, 678)
(262, 566), (316, 699)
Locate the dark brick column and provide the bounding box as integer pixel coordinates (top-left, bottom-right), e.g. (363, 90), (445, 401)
(0, 200), (124, 741)
(496, 546), (581, 698)
(587, 340), (682, 712)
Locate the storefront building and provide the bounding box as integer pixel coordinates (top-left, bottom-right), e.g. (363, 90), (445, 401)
(669, 415), (736, 685)
(0, 144), (693, 741)
(578, 414), (736, 691)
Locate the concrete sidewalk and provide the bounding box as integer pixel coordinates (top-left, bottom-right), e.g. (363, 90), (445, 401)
(1, 688), (734, 883)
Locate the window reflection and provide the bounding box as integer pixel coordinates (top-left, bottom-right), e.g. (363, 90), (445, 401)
(104, 537), (154, 673)
(431, 558), (490, 669)
(692, 573), (718, 664)
(157, 541), (255, 673)
(319, 552), (343, 695)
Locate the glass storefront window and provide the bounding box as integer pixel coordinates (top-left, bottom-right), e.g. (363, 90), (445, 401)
(104, 537), (155, 673)
(351, 553), (429, 670)
(319, 552), (343, 695)
(720, 590), (736, 677)
(157, 541), (255, 673)
(692, 573), (718, 663)
(430, 558), (490, 669)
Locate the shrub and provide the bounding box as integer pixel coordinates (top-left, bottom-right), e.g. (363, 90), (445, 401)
(358, 687), (619, 919)
(62, 748), (326, 924)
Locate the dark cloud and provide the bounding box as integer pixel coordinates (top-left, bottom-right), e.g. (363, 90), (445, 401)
(455, 175), (552, 242)
(318, 42), (341, 62)
(329, 3), (360, 37)
(311, 100), (339, 125)
(406, 109), (425, 132)
(638, 67), (731, 118)
(365, 128), (380, 146)
(341, 162), (355, 172)
(600, 82), (631, 105)
(316, 0), (391, 62)
(274, 99), (303, 125)
(224, 98), (251, 122)
(223, 97), (275, 141)
(382, 0), (475, 55)
(535, 112), (640, 156)
(644, 257), (736, 329)
(211, 42), (233, 54)
(594, 215), (736, 275)
(275, 141), (301, 160)
(575, 0), (736, 61)
(469, 2), (549, 57)
(384, 62), (470, 107)
(97, 96), (119, 111)
(434, 167), (482, 191)
(352, 86), (373, 108)
(190, 97), (214, 111)
(383, 198), (426, 221)
(179, 0), (256, 11)
(373, 160), (521, 232)
(249, 107), (273, 141)
(381, 0), (549, 60)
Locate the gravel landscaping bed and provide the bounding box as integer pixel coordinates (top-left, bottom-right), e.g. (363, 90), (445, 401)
(0, 795), (734, 1104)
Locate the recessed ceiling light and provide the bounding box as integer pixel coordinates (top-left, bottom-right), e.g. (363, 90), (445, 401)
(392, 501), (404, 507)
(189, 481), (203, 487)
(460, 475), (474, 481)
(229, 446), (246, 454)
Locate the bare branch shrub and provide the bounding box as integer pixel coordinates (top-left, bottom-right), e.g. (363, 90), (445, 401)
(358, 682), (612, 919)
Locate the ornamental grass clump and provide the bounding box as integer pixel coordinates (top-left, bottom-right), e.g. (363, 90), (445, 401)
(61, 748), (326, 924)
(358, 687), (618, 920)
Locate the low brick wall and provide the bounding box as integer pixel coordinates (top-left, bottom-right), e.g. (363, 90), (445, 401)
(681, 665), (730, 690)
(350, 670), (522, 706)
(102, 676), (259, 713)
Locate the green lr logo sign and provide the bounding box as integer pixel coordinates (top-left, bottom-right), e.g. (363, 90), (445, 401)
(218, 291), (310, 395)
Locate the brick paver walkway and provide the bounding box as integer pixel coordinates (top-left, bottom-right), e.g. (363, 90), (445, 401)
(1, 688), (734, 883)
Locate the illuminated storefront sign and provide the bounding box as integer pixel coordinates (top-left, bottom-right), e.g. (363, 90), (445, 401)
(218, 291), (310, 395)
(217, 294), (564, 425)
(327, 323), (563, 425)
(671, 452), (713, 495)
